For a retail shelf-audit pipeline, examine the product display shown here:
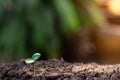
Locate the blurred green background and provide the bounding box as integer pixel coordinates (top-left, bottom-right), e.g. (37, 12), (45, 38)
(0, 0), (102, 61)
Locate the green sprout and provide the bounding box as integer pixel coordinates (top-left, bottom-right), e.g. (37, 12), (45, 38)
(25, 53), (41, 75)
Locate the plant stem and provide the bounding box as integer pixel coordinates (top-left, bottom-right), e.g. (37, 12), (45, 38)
(34, 61), (36, 75)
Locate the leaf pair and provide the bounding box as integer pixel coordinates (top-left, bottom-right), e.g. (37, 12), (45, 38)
(25, 53), (41, 64)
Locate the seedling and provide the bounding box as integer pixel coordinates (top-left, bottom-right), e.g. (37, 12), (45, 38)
(25, 53), (41, 75)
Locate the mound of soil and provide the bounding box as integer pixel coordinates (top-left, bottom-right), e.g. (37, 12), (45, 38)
(0, 59), (120, 80)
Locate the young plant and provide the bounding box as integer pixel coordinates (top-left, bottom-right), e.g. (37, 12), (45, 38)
(25, 53), (41, 75)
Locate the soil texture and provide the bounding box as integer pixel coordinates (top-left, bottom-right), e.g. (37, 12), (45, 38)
(0, 59), (120, 80)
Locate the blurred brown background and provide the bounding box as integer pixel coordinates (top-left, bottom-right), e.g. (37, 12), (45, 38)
(0, 0), (120, 64)
(63, 0), (120, 64)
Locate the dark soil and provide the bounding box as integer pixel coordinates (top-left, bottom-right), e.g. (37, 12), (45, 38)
(0, 59), (120, 80)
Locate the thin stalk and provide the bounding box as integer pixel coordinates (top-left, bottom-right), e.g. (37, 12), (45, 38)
(34, 61), (36, 75)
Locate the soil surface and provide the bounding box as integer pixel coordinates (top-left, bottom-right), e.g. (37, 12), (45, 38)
(0, 59), (120, 80)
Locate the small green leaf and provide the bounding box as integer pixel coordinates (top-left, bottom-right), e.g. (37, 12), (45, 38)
(25, 58), (35, 64)
(32, 53), (41, 60)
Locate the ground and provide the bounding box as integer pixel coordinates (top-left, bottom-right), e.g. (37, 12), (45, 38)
(0, 59), (120, 80)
